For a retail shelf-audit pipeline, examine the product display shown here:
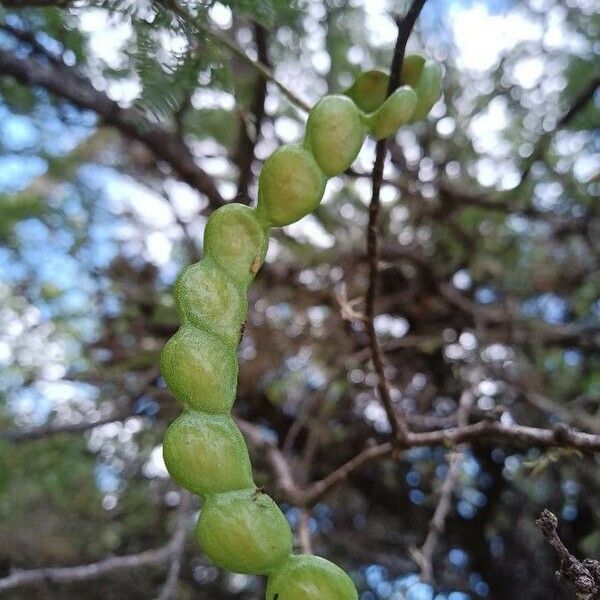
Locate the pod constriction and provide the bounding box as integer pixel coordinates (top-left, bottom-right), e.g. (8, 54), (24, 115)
(161, 54), (442, 599)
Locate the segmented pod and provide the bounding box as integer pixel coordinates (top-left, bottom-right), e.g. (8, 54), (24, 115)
(197, 489), (293, 575)
(266, 555), (358, 600)
(257, 144), (327, 227)
(345, 54), (443, 125)
(161, 326), (238, 413)
(406, 59), (443, 123)
(304, 95), (366, 176)
(163, 412), (254, 495)
(161, 54), (442, 599)
(365, 86), (417, 140)
(174, 259), (247, 344)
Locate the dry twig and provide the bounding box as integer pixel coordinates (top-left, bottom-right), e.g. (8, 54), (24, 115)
(0, 493), (193, 594)
(364, 0), (428, 443)
(413, 390), (473, 582)
(536, 509), (600, 600)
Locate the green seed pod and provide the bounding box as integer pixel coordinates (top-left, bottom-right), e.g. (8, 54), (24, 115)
(161, 326), (237, 414)
(366, 85), (417, 140)
(266, 555), (358, 600)
(305, 95), (366, 176)
(344, 69), (389, 113)
(162, 53), (442, 596)
(400, 54), (426, 88)
(197, 489), (293, 575)
(163, 412), (254, 495)
(204, 204), (269, 286)
(409, 60), (442, 123)
(257, 144), (326, 227)
(174, 259), (248, 345)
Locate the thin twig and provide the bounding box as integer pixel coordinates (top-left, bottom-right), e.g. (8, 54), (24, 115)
(511, 381), (600, 436)
(234, 22), (270, 200)
(536, 509), (600, 599)
(236, 418), (303, 502)
(0, 410), (129, 442)
(0, 494), (192, 593)
(517, 72), (600, 187)
(198, 23), (311, 113)
(299, 420), (600, 507)
(0, 49), (225, 208)
(282, 397), (317, 456)
(365, 0), (428, 443)
(414, 390), (473, 583)
(156, 491), (193, 600)
(240, 402), (600, 510)
(2, 368), (159, 442)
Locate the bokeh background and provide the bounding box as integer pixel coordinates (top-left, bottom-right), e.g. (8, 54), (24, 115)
(0, 0), (599, 599)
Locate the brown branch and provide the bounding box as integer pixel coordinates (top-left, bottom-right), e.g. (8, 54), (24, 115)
(0, 493), (192, 593)
(236, 417), (303, 502)
(0, 49), (225, 209)
(365, 0), (427, 443)
(0, 23), (65, 69)
(301, 441), (391, 507)
(241, 393), (598, 513)
(422, 71), (600, 226)
(511, 377), (600, 436)
(233, 22), (270, 200)
(282, 390), (323, 456)
(414, 390), (473, 583)
(536, 509), (600, 599)
(501, 70), (600, 191)
(299, 420), (600, 507)
(437, 180), (589, 231)
(0, 0), (72, 6)
(372, 242), (600, 352)
(156, 492), (193, 600)
(1, 369), (158, 442)
(298, 510), (313, 555)
(559, 73), (600, 128)
(0, 410), (129, 442)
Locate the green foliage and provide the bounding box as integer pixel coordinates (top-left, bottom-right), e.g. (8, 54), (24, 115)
(216, 0), (301, 28)
(0, 193), (45, 244)
(562, 56), (600, 130)
(0, 79), (37, 114)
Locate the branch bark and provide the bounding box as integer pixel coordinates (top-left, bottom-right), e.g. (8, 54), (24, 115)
(414, 390), (473, 583)
(0, 48), (225, 209)
(233, 22), (270, 200)
(0, 410), (129, 442)
(155, 492), (192, 600)
(0, 494), (191, 593)
(298, 420), (600, 507)
(364, 0), (427, 444)
(536, 509), (600, 600)
(298, 510), (313, 555)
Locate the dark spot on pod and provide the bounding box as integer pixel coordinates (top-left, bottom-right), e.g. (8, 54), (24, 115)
(252, 485), (266, 500)
(251, 486), (270, 508)
(273, 595), (279, 600)
(250, 256), (262, 274)
(203, 203), (268, 285)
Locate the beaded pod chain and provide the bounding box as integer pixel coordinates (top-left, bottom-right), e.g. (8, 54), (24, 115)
(161, 56), (442, 600)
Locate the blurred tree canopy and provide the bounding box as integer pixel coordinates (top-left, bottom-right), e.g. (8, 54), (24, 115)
(0, 0), (599, 599)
